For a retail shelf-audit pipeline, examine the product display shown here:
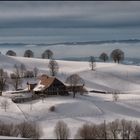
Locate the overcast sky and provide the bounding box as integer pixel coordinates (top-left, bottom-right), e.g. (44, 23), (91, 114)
(0, 1), (140, 43)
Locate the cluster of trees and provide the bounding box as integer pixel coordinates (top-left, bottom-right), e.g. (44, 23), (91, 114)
(0, 120), (41, 139)
(89, 49), (124, 71)
(5, 48), (124, 64)
(90, 49), (124, 66)
(54, 119), (140, 139)
(0, 64), (39, 91)
(6, 49), (53, 59)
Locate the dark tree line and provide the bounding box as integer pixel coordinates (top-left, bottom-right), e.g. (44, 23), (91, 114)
(53, 119), (140, 139)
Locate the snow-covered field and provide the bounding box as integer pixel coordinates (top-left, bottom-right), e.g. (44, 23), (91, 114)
(1, 54), (140, 138)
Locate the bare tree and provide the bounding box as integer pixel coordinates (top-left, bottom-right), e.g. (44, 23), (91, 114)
(48, 59), (59, 76)
(1, 99), (10, 112)
(108, 119), (120, 139)
(24, 70), (34, 78)
(65, 74), (85, 98)
(54, 120), (70, 139)
(0, 69), (9, 92)
(17, 121), (41, 138)
(120, 119), (133, 139)
(75, 123), (99, 139)
(24, 50), (34, 58)
(42, 49), (53, 59)
(112, 91), (119, 102)
(11, 64), (22, 90)
(110, 49), (124, 63)
(20, 63), (26, 78)
(132, 122), (140, 139)
(98, 120), (108, 139)
(89, 56), (96, 71)
(99, 52), (109, 62)
(33, 67), (39, 77)
(6, 50), (16, 56)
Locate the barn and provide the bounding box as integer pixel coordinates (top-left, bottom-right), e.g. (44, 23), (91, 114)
(33, 75), (68, 96)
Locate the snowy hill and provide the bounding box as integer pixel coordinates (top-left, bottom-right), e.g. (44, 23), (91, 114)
(1, 54), (140, 93)
(1, 54), (140, 138)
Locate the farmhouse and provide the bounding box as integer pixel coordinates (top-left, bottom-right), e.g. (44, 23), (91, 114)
(33, 75), (68, 96)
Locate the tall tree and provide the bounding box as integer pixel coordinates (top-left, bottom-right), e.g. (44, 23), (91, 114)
(89, 56), (96, 71)
(0, 69), (9, 91)
(66, 74), (85, 98)
(42, 49), (53, 59)
(110, 49), (124, 63)
(11, 64), (22, 90)
(24, 50), (34, 58)
(33, 67), (39, 77)
(48, 59), (59, 76)
(99, 52), (109, 62)
(20, 63), (26, 78)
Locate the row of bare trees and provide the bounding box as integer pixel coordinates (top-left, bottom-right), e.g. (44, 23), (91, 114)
(6, 48), (124, 63)
(6, 49), (53, 59)
(54, 119), (140, 139)
(0, 120), (41, 138)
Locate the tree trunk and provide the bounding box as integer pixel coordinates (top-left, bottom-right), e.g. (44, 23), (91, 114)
(73, 92), (76, 98)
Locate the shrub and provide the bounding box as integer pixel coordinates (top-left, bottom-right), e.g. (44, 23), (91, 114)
(54, 120), (70, 139)
(17, 121), (41, 138)
(49, 106), (55, 112)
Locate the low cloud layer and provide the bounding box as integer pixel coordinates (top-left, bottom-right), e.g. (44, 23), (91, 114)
(0, 1), (140, 42)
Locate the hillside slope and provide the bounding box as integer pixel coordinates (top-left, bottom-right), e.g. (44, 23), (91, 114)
(0, 54), (140, 93)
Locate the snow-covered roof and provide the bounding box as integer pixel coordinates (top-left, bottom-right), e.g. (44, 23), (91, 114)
(33, 81), (45, 91)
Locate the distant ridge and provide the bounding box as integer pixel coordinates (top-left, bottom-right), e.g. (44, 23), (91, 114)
(0, 39), (140, 46)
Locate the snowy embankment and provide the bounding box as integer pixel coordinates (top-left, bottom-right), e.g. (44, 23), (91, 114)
(1, 54), (140, 138)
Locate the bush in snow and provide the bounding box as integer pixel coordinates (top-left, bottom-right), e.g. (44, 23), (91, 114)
(54, 120), (70, 139)
(112, 91), (119, 102)
(49, 106), (55, 112)
(75, 123), (101, 139)
(17, 121), (41, 138)
(0, 99), (10, 112)
(0, 121), (18, 137)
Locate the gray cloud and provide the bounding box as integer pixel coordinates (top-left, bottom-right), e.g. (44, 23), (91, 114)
(0, 1), (140, 28)
(0, 1), (140, 42)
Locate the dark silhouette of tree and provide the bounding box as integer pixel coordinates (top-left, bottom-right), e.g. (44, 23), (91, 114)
(20, 63), (26, 78)
(24, 50), (34, 58)
(110, 49), (124, 63)
(6, 50), (16, 56)
(42, 49), (53, 59)
(48, 59), (59, 76)
(54, 121), (70, 139)
(89, 56), (96, 71)
(33, 67), (39, 77)
(11, 64), (22, 90)
(99, 52), (109, 62)
(0, 99), (9, 112)
(0, 69), (9, 91)
(66, 74), (85, 98)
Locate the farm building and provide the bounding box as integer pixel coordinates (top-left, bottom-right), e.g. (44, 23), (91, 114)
(33, 75), (68, 96)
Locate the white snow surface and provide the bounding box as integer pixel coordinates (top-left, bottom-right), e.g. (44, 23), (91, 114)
(0, 54), (140, 138)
